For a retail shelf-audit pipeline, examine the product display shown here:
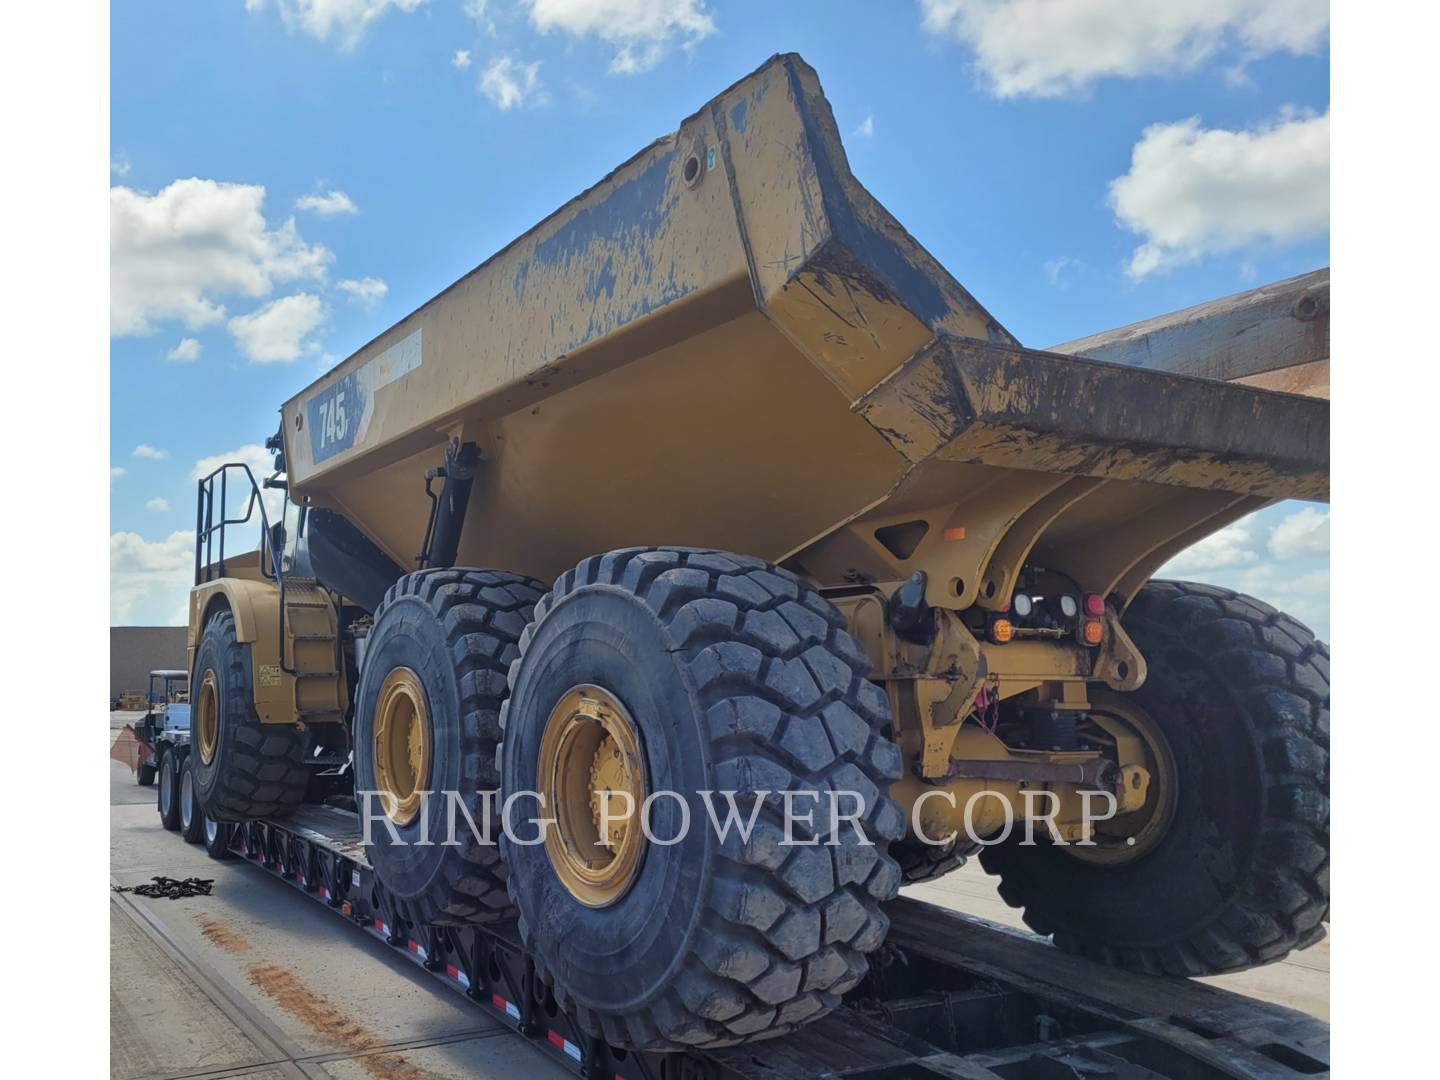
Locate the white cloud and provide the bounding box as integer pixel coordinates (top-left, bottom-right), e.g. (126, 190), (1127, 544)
(452, 48), (472, 69)
(111, 157), (132, 177)
(295, 189), (359, 215)
(167, 337), (202, 362)
(1268, 506), (1329, 560)
(1110, 108), (1329, 278)
(111, 178), (331, 335)
(111, 467), (127, 481)
(481, 56), (543, 109)
(110, 530), (196, 626)
(1042, 255), (1086, 289)
(146, 497), (171, 512)
(853, 113), (874, 139)
(228, 293), (326, 363)
(523, 0), (716, 75)
(133, 443), (168, 460)
(919, 0), (1329, 98)
(1159, 519), (1258, 575)
(337, 276), (388, 305)
(247, 0), (428, 50)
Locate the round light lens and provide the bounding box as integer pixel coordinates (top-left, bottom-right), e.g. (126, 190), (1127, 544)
(1059, 594), (1079, 618)
(1012, 593), (1034, 617)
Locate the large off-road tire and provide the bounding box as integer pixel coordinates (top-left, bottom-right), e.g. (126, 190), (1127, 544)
(500, 548), (905, 1051)
(980, 580), (1329, 976)
(893, 835), (979, 884)
(354, 568), (545, 926)
(191, 610), (309, 822)
(158, 748), (183, 831)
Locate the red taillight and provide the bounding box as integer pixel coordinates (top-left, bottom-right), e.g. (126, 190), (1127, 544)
(1083, 593), (1105, 617)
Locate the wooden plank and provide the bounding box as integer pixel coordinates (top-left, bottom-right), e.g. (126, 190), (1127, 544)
(1050, 268), (1329, 384)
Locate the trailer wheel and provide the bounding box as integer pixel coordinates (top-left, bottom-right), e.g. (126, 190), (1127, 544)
(980, 580), (1329, 976)
(191, 610), (309, 822)
(137, 759), (157, 787)
(203, 813), (233, 860)
(500, 548), (904, 1050)
(158, 749), (183, 831)
(354, 568), (546, 926)
(180, 755), (206, 843)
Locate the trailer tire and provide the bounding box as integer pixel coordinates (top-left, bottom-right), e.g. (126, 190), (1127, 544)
(191, 610), (309, 822)
(137, 760), (157, 787)
(180, 754), (206, 843)
(354, 568), (546, 926)
(158, 749), (183, 831)
(979, 580), (1329, 977)
(500, 548), (905, 1050)
(203, 813), (233, 860)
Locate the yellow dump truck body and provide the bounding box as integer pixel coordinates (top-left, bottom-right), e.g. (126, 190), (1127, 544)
(278, 53), (1326, 613)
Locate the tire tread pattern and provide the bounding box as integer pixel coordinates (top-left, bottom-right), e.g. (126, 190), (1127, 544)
(500, 547), (904, 1050)
(982, 579), (1329, 977)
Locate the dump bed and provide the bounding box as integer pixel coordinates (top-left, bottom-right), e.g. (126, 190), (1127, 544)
(279, 54), (1327, 598)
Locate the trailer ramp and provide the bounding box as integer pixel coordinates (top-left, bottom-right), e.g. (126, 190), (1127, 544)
(226, 808), (1328, 1079)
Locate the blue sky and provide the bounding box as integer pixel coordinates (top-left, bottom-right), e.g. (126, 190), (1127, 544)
(110, 1), (1330, 635)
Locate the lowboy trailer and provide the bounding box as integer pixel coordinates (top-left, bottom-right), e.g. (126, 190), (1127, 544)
(168, 804), (1329, 1079)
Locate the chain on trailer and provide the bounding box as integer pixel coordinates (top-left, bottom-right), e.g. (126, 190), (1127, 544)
(215, 808), (1329, 1080)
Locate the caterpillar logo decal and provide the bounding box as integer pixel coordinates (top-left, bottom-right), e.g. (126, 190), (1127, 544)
(305, 329), (422, 464)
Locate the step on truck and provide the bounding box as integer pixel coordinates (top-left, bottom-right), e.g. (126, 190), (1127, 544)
(175, 52), (1329, 1062)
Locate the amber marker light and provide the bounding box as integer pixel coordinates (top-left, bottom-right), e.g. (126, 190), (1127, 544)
(989, 617), (1014, 644)
(1082, 619), (1104, 646)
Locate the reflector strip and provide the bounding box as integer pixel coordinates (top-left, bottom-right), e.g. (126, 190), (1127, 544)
(406, 940), (427, 961)
(445, 964), (471, 988)
(372, 918), (390, 935)
(492, 993), (520, 1019)
(548, 1030), (582, 1060)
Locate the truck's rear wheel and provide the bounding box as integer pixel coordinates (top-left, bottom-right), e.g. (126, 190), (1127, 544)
(500, 548), (904, 1050)
(158, 749), (182, 831)
(180, 755), (206, 843)
(191, 610), (309, 822)
(980, 580), (1329, 976)
(354, 568), (545, 926)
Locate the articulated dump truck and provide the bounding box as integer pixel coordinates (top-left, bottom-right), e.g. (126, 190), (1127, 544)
(183, 55), (1328, 1052)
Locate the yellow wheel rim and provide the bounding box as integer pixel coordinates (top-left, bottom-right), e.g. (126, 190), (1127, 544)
(196, 670), (219, 765)
(537, 685), (648, 908)
(372, 667), (431, 827)
(1064, 692), (1178, 866)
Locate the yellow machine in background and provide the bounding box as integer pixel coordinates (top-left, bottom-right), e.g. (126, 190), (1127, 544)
(185, 54), (1328, 1052)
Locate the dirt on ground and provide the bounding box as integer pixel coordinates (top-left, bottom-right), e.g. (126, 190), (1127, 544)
(245, 963), (428, 1080)
(193, 914), (251, 954)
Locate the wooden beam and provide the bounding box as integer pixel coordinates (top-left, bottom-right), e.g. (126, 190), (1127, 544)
(1049, 268), (1329, 385)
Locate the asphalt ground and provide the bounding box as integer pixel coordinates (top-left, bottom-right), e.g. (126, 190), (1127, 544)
(109, 709), (1327, 1079)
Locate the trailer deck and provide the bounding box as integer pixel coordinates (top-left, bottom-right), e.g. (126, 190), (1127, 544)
(115, 794), (1328, 1080)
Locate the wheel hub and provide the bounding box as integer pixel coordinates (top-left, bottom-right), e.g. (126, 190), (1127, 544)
(196, 670), (219, 765)
(1065, 694), (1178, 866)
(538, 685), (647, 908)
(372, 667), (431, 827)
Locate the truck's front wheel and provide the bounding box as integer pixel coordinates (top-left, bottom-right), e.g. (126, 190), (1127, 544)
(980, 581), (1329, 976)
(190, 610), (309, 822)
